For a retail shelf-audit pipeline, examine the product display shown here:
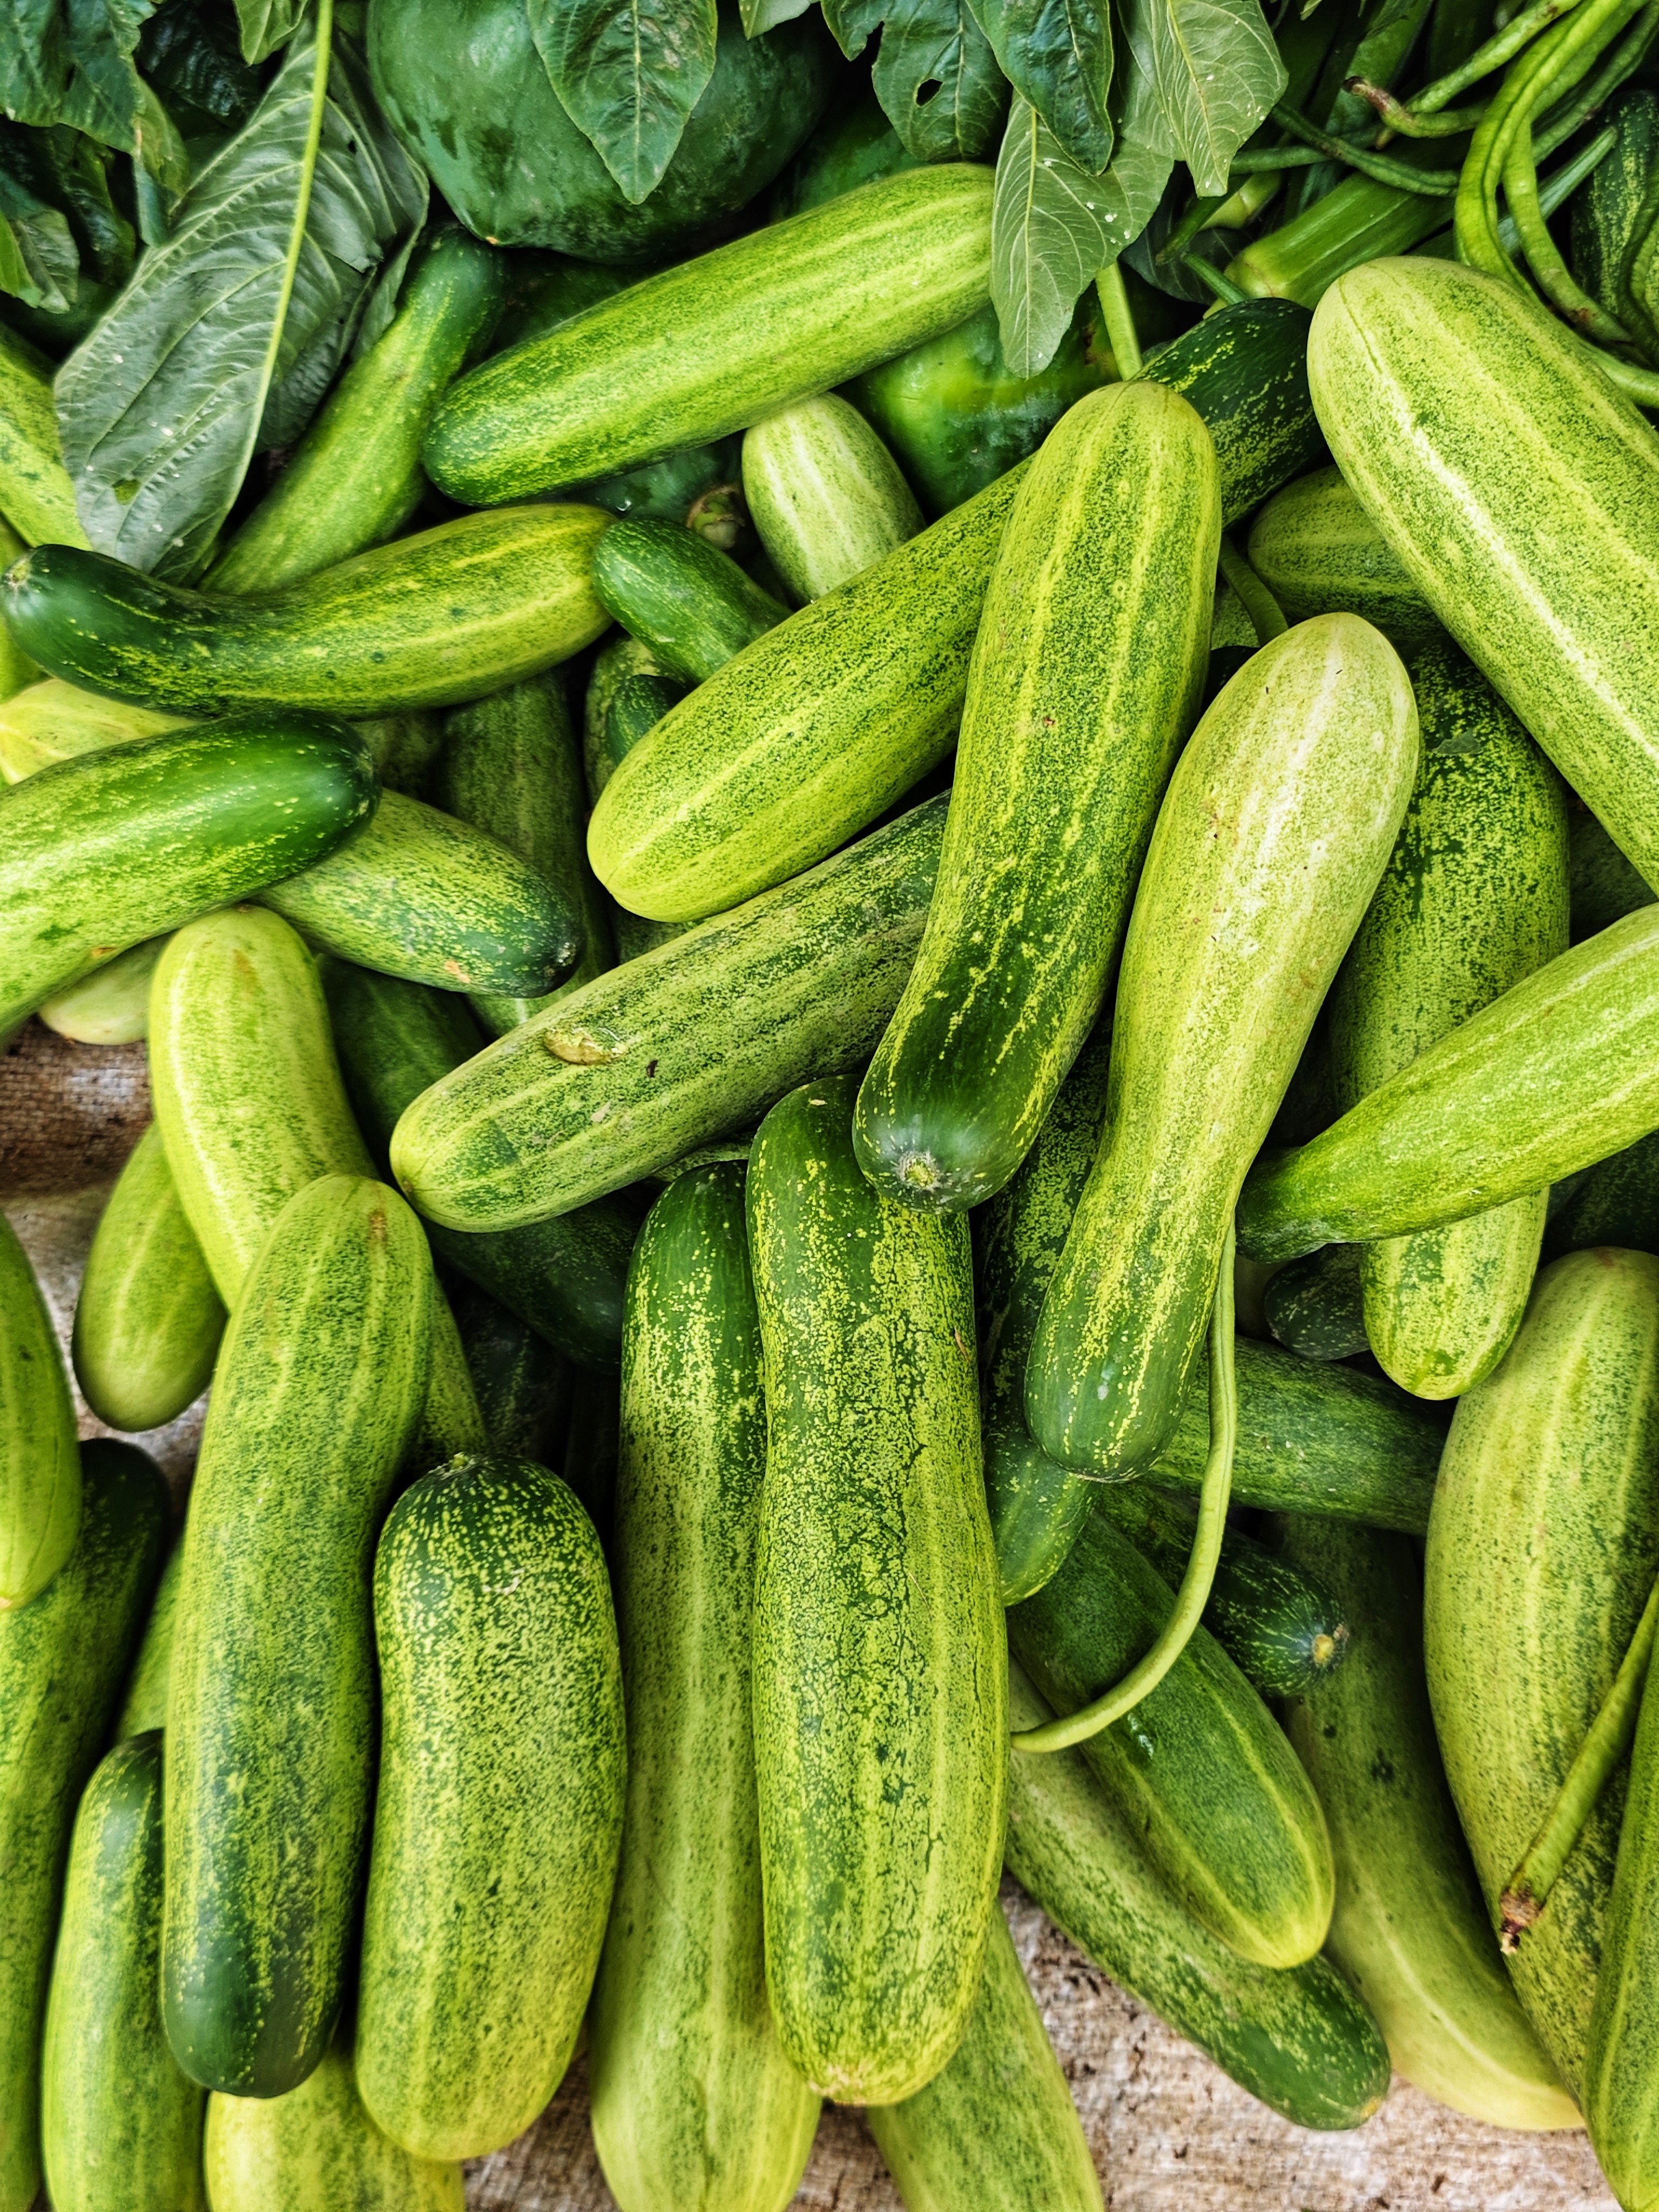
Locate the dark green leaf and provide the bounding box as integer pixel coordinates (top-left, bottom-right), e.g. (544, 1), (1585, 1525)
(138, 0), (264, 131)
(824, 0), (1009, 159)
(231, 0), (304, 63)
(0, 201), (77, 309)
(531, 0), (720, 206)
(0, 215), (34, 300)
(0, 117), (135, 288)
(0, 0), (160, 154)
(738, 0), (814, 26)
(966, 0), (1114, 171)
(1118, 0), (1285, 194)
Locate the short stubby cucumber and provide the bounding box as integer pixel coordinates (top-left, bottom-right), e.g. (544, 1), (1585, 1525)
(742, 394), (923, 601)
(113, 1538), (182, 1741)
(0, 1205), (79, 1608)
(591, 518), (787, 683)
(1246, 465), (1440, 648)
(0, 322), (87, 548)
(0, 678), (188, 784)
(201, 2041), (462, 2212)
(854, 381), (1219, 1212)
(1028, 615), (1418, 1478)
(748, 1077), (1006, 2105)
(39, 935), (167, 1044)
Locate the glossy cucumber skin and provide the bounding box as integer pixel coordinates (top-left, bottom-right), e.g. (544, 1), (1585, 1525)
(393, 793), (949, 1230)
(1136, 300), (1326, 528)
(855, 382), (1219, 1212)
(1277, 1518), (1577, 2130)
(748, 1077), (1006, 2105)
(583, 632), (675, 802)
(1246, 466), (1440, 648)
(589, 1168), (820, 2212)
(41, 1734), (207, 2212)
(1028, 616), (1418, 1479)
(114, 1537), (182, 1741)
(0, 713), (375, 1033)
(356, 1457), (624, 2159)
(3, 507), (612, 718)
(1009, 1502), (1334, 1970)
(149, 909), (374, 1304)
(1424, 1250), (1659, 2100)
(1328, 642), (1569, 1398)
(1263, 1242), (1368, 1361)
(73, 1124), (226, 1433)
(163, 1177), (433, 2098)
(591, 518), (787, 684)
(1588, 1580), (1659, 2198)
(1229, 178), (1447, 307)
(1004, 1660), (1390, 2130)
(0, 1204), (79, 1607)
(742, 393), (923, 602)
(0, 1439), (169, 2212)
(0, 321), (87, 547)
(426, 167), (994, 503)
(588, 471), (1018, 923)
(39, 933), (167, 1043)
(0, 678), (188, 783)
(202, 2043), (462, 2212)
(865, 1904), (1102, 2212)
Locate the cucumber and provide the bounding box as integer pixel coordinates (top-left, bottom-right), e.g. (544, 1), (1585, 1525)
(361, 709), (445, 800)
(1245, 466), (1440, 648)
(149, 908), (375, 1303)
(854, 381), (1219, 1212)
(742, 394), (923, 602)
(406, 1290), (489, 1472)
(0, 1438), (169, 2212)
(3, 506), (612, 718)
(1547, 1128), (1659, 1257)
(394, 792), (949, 1229)
(324, 961), (639, 1369)
(1229, 176), (1449, 308)
(1262, 1243), (1368, 1361)
(206, 226), (508, 595)
(0, 1203), (79, 1607)
(865, 1905), (1102, 2212)
(113, 1536), (182, 1741)
(1571, 807), (1654, 941)
(1327, 639), (1569, 1397)
(450, 1284), (571, 1465)
(1009, 1499), (1334, 1970)
(356, 1455), (624, 2159)
(0, 521), (38, 700)
(201, 2042), (462, 2212)
(1587, 1586), (1659, 2198)
(1137, 298), (1327, 526)
(40, 1733), (207, 2212)
(586, 471), (1017, 924)
(425, 166), (995, 504)
(1424, 1248), (1659, 2101)
(1276, 1518), (1578, 2130)
(0, 678), (188, 783)
(589, 1165), (820, 2212)
(1570, 86), (1659, 332)
(583, 630), (675, 801)
(591, 518), (788, 684)
(1004, 1658), (1390, 2129)
(72, 1123), (226, 1433)
(0, 320), (87, 547)
(0, 713), (376, 1035)
(748, 1075), (1006, 2105)
(38, 934), (167, 1044)
(1028, 615), (1418, 1480)
(598, 671), (687, 798)
(561, 1369), (621, 1548)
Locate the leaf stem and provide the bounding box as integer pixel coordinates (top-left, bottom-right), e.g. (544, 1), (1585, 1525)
(260, 0), (335, 444)
(1183, 252), (1251, 304)
(1271, 102), (1461, 190)
(1095, 261), (1142, 377)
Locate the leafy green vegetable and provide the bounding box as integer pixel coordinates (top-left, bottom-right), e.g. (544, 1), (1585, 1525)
(0, 0), (190, 213)
(530, 0), (720, 205)
(738, 0), (815, 25)
(966, 0), (1115, 171)
(824, 0), (1010, 159)
(138, 0), (265, 134)
(232, 0), (306, 64)
(1119, 0), (1285, 195)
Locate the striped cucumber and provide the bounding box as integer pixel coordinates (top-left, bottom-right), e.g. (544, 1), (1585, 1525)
(163, 1177), (433, 2098)
(356, 1456), (624, 2159)
(591, 519), (788, 683)
(0, 678), (188, 783)
(426, 166), (994, 503)
(865, 1905), (1102, 2212)
(1028, 616), (1418, 1479)
(39, 935), (167, 1044)
(589, 1165), (820, 2212)
(202, 2043), (462, 2212)
(451, 1284), (571, 1464)
(3, 507), (611, 718)
(1587, 1582), (1659, 2200)
(72, 1124), (226, 1433)
(1276, 1518), (1577, 2130)
(1263, 1243), (1368, 1361)
(748, 1075), (1006, 2104)
(1136, 298), (1327, 527)
(0, 321), (86, 547)
(113, 1537), (182, 1741)
(1245, 466), (1440, 649)
(393, 793), (949, 1230)
(407, 1291), (489, 1474)
(1327, 641), (1570, 1398)
(855, 381), (1219, 1212)
(742, 394), (923, 602)
(1424, 1249), (1659, 2101)
(41, 1733), (207, 2212)
(0, 1204), (79, 1607)
(0, 714), (376, 1034)
(585, 472), (1019, 924)
(0, 1439), (168, 2212)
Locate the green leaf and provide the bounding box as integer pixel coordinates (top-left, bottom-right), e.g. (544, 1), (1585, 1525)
(0, 202), (76, 309)
(0, 117), (135, 289)
(231, 0), (305, 63)
(965, 0), (1114, 171)
(0, 0), (162, 154)
(531, 0), (720, 206)
(738, 0), (814, 27)
(56, 19), (426, 576)
(0, 214), (33, 300)
(824, 0), (1009, 159)
(137, 0), (265, 131)
(1118, 0), (1285, 195)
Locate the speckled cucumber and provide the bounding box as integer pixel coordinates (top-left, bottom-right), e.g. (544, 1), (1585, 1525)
(1327, 642), (1569, 1399)
(1135, 298), (1327, 527)
(598, 672), (687, 800)
(393, 793), (949, 1230)
(589, 1166), (820, 2212)
(0, 521), (37, 700)
(203, 2042), (463, 2212)
(39, 935), (167, 1044)
(1028, 616), (1418, 1480)
(854, 380), (1219, 1213)
(1245, 466), (1440, 649)
(0, 1205), (80, 1608)
(1424, 1249), (1659, 2102)
(1262, 1243), (1368, 1361)
(591, 519), (787, 683)
(41, 1732), (207, 2212)
(748, 1076), (1006, 2105)
(113, 1537), (183, 1741)
(583, 632), (675, 802)
(0, 321), (87, 547)
(741, 394), (923, 602)
(2, 507), (612, 718)
(450, 1285), (571, 1465)
(163, 1177), (433, 2098)
(0, 678), (188, 784)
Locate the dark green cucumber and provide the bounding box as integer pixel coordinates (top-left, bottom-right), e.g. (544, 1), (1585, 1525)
(41, 1733), (207, 2212)
(1137, 298), (1327, 526)
(164, 1176), (433, 2098)
(407, 1292), (489, 1474)
(325, 961), (639, 1370)
(1246, 466), (1441, 648)
(583, 632), (677, 802)
(600, 672), (687, 797)
(0, 1439), (168, 2212)
(768, 78), (916, 220)
(748, 1076), (1006, 2105)
(202, 2039), (462, 2211)
(855, 380), (1218, 1211)
(113, 1536), (183, 1741)
(1005, 1659), (1391, 2130)
(0, 712), (376, 1034)
(1263, 1243), (1369, 1361)
(0, 1203), (79, 1608)
(3, 507), (612, 717)
(1571, 807), (1654, 941)
(0, 320), (86, 547)
(450, 1284), (571, 1466)
(742, 394), (923, 603)
(1570, 87), (1659, 333)
(356, 1456), (624, 2160)
(394, 793), (950, 1229)
(561, 1369), (621, 1548)
(1547, 1126), (1659, 1257)
(358, 710), (446, 800)
(589, 1166), (820, 2212)
(591, 518), (787, 684)
(1009, 1500), (1334, 1970)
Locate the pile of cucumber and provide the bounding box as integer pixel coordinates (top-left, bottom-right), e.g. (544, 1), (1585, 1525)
(13, 16), (1659, 2212)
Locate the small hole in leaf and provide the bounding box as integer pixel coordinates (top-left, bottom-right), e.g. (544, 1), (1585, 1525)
(915, 78), (942, 104)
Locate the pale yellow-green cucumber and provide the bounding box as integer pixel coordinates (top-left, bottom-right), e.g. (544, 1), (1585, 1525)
(39, 935), (168, 1044)
(0, 679), (189, 784)
(202, 2043), (462, 2212)
(0, 322), (87, 549)
(741, 393), (924, 603)
(0, 1204), (80, 1608)
(1245, 464), (1440, 649)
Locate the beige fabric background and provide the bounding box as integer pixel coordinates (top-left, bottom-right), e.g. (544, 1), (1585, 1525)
(1, 1021), (1617, 2212)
